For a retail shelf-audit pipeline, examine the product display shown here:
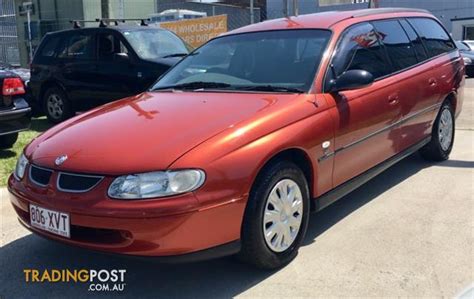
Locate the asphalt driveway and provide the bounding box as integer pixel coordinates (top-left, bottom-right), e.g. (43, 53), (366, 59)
(1, 79), (473, 298)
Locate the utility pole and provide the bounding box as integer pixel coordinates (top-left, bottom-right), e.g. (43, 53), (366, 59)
(250, 0), (255, 24)
(118, 0), (124, 19)
(101, 0), (110, 20)
(22, 2), (33, 63)
(368, 0), (379, 8)
(283, 0), (288, 17)
(293, 0), (299, 16)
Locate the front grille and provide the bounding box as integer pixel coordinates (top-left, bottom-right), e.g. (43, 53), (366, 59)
(57, 173), (103, 193)
(29, 165), (53, 186)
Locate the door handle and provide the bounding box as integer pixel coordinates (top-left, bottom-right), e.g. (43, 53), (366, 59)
(388, 93), (399, 105)
(428, 78), (437, 86)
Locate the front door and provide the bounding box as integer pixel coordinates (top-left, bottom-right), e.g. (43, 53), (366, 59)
(324, 22), (402, 187)
(94, 32), (139, 105)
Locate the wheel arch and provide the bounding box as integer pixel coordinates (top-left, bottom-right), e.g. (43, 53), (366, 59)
(251, 147), (316, 211)
(445, 91), (457, 112)
(39, 80), (67, 106)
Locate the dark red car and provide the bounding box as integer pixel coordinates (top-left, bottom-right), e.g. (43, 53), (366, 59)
(8, 8), (464, 269)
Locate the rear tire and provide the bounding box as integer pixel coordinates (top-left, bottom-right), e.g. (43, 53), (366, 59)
(238, 161), (310, 269)
(0, 133), (19, 149)
(43, 87), (73, 124)
(419, 102), (455, 161)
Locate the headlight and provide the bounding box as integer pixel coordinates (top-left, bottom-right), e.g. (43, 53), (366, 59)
(108, 169), (205, 199)
(463, 56), (472, 65)
(14, 153), (28, 180)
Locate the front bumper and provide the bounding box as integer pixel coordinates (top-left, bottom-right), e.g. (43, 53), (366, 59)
(0, 97), (31, 136)
(8, 174), (245, 259)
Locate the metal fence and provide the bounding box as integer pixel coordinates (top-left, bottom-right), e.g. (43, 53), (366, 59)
(8, 0), (474, 67)
(0, 0), (20, 66)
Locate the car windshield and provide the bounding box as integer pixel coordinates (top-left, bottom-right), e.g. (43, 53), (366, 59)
(455, 41), (470, 51)
(122, 29), (192, 60)
(151, 29), (332, 93)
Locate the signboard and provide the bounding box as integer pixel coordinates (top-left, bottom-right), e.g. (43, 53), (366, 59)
(159, 15), (228, 48)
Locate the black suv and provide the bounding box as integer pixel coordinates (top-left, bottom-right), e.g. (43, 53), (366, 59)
(30, 25), (191, 123)
(0, 63), (31, 149)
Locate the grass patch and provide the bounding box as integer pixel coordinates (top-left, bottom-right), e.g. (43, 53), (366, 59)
(0, 117), (52, 186)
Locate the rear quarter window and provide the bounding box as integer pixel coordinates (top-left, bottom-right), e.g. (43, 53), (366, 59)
(33, 35), (61, 64)
(407, 18), (455, 57)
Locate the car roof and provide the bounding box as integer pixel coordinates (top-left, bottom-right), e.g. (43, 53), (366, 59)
(45, 25), (165, 36)
(224, 8), (432, 36)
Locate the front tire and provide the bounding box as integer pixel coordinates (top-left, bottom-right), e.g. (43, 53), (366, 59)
(0, 133), (19, 149)
(419, 102), (455, 161)
(238, 161), (310, 269)
(43, 87), (73, 123)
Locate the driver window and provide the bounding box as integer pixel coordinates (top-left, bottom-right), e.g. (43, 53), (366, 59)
(332, 22), (392, 80)
(97, 34), (128, 60)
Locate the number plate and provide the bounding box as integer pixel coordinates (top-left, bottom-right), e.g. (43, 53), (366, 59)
(29, 204), (70, 238)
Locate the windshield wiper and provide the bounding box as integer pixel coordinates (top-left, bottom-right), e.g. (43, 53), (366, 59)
(162, 53), (189, 58)
(152, 81), (232, 91)
(235, 85), (305, 93)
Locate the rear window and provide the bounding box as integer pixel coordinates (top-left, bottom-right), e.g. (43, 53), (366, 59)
(39, 36), (61, 58)
(372, 20), (418, 71)
(58, 34), (94, 60)
(408, 18), (455, 57)
(399, 19), (428, 62)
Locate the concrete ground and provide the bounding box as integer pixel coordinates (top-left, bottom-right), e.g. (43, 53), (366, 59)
(1, 80), (473, 298)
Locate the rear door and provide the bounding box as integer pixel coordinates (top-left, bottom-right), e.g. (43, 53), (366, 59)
(396, 17), (458, 149)
(56, 31), (98, 108)
(371, 19), (434, 152)
(324, 22), (402, 187)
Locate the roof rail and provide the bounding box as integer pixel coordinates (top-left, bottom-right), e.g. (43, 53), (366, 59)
(70, 18), (150, 29)
(351, 8), (429, 18)
(95, 18), (150, 27)
(69, 20), (98, 29)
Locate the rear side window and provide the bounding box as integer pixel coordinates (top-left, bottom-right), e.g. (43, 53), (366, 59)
(39, 36), (60, 58)
(58, 34), (94, 60)
(408, 18), (455, 57)
(372, 20), (418, 71)
(399, 19), (428, 62)
(331, 22), (391, 80)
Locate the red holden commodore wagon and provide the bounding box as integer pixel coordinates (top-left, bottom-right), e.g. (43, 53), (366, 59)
(9, 8), (465, 269)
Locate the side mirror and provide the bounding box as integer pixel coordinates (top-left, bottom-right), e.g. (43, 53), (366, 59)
(330, 69), (374, 93)
(114, 52), (130, 63)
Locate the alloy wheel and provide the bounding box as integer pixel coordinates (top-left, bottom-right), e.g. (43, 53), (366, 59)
(46, 94), (64, 120)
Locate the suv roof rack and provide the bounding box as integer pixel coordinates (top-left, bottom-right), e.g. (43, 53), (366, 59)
(351, 8), (429, 18)
(95, 18), (150, 27)
(70, 20), (98, 29)
(69, 18), (150, 29)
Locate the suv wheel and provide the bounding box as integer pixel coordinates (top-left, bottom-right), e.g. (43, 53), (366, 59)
(238, 161), (310, 269)
(0, 133), (19, 149)
(43, 87), (73, 123)
(420, 102), (455, 161)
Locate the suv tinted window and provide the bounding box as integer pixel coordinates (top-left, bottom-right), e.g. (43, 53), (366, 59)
(332, 22), (391, 80)
(408, 18), (455, 57)
(372, 20), (418, 71)
(399, 19), (428, 62)
(97, 33), (129, 60)
(39, 36), (60, 57)
(58, 33), (94, 60)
